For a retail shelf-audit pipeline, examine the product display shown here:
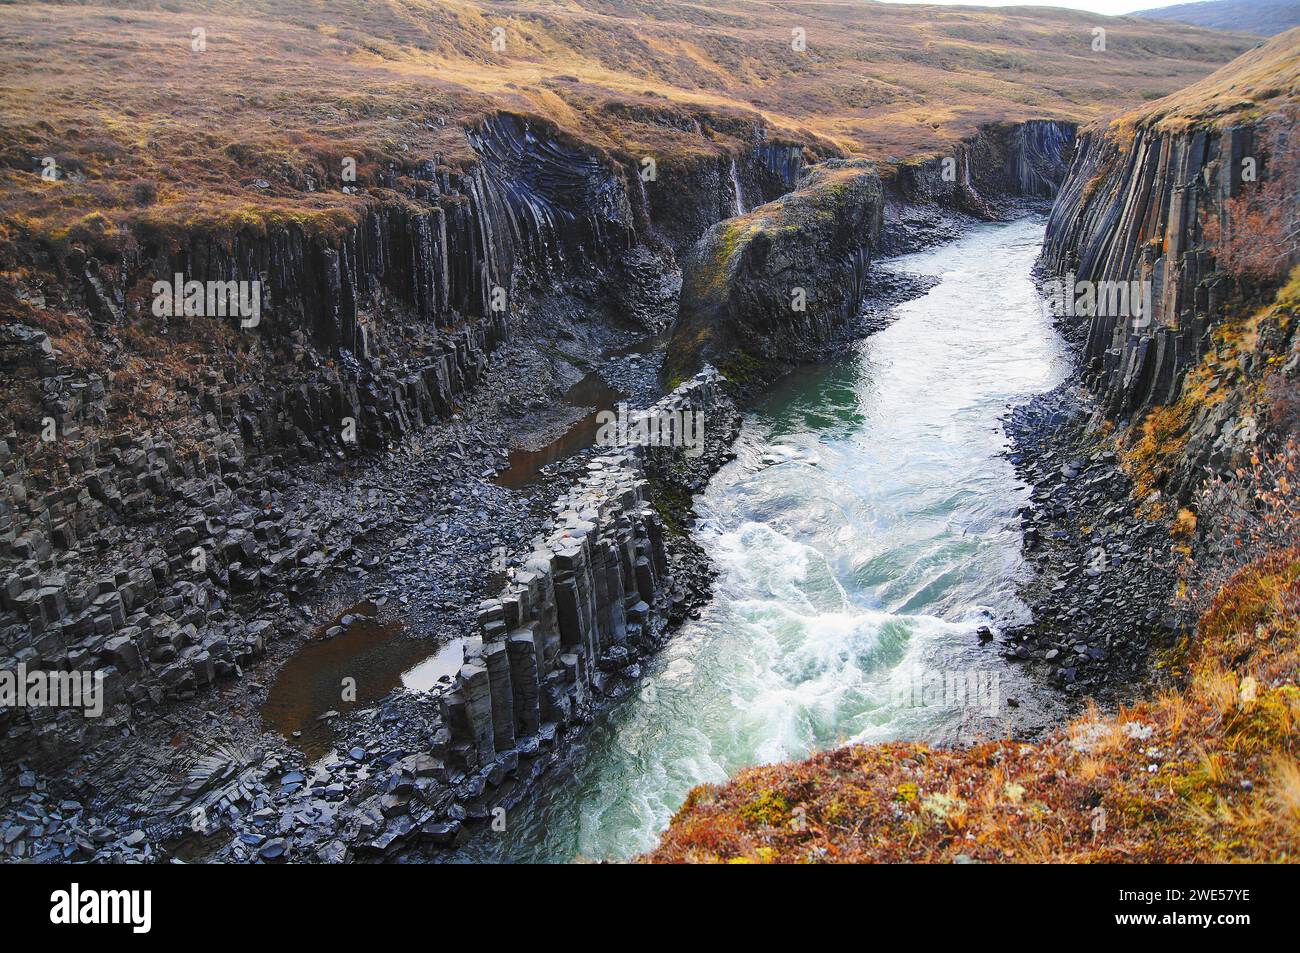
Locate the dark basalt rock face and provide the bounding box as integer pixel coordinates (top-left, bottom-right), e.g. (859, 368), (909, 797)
(465, 111), (635, 272)
(634, 139), (811, 254)
(135, 112), (636, 363)
(0, 107), (814, 765)
(1040, 114), (1293, 499)
(1043, 122), (1264, 406)
(663, 159), (884, 387)
(878, 120), (1077, 256)
(1004, 120), (1080, 198)
(890, 120), (1078, 218)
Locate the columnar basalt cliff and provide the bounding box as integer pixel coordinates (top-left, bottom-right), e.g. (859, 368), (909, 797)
(892, 120), (1079, 213)
(875, 119), (1079, 256)
(1041, 38), (1299, 504)
(1042, 124), (1249, 425)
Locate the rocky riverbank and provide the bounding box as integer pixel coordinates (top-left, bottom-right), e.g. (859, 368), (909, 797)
(999, 349), (1180, 704)
(999, 29), (1300, 705)
(0, 343), (742, 863)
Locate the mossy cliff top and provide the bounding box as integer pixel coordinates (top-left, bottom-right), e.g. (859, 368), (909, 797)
(663, 160), (882, 388)
(645, 546), (1300, 863)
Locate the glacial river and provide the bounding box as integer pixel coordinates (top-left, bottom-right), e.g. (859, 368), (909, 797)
(452, 217), (1071, 862)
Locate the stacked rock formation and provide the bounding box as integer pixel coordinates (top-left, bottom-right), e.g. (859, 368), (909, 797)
(438, 368), (722, 779)
(1042, 122), (1258, 421)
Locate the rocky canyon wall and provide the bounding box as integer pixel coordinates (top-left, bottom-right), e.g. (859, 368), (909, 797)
(892, 119), (1079, 213)
(665, 120), (1079, 388)
(1041, 106), (1298, 501)
(0, 110), (799, 756)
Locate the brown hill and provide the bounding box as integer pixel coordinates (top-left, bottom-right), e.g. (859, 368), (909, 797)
(0, 0), (1260, 249)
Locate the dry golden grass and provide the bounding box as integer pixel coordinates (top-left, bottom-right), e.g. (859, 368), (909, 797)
(0, 0), (1259, 254)
(1112, 26), (1300, 133)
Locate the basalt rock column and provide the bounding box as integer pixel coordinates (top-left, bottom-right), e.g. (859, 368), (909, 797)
(506, 628), (542, 736)
(454, 662), (495, 766)
(440, 370), (722, 779)
(481, 641), (516, 752)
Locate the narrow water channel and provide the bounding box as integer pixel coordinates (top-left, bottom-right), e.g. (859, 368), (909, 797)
(452, 217), (1072, 862)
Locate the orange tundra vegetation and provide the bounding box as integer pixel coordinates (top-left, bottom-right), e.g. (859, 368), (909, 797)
(646, 547), (1300, 863)
(1203, 107), (1300, 282)
(1122, 268), (1300, 517)
(0, 0), (1260, 256)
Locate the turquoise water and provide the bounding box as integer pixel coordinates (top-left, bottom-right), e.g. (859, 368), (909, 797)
(453, 217), (1071, 862)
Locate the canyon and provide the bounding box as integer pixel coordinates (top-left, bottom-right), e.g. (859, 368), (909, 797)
(0, 2), (1295, 864)
(652, 30), (1300, 863)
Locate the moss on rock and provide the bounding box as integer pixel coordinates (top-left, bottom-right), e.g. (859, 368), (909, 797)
(662, 160), (882, 390)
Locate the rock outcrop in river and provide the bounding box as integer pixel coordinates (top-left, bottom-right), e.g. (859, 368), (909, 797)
(663, 160), (883, 387)
(664, 121), (1079, 387)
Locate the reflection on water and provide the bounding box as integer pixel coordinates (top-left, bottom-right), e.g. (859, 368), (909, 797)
(262, 602), (462, 759)
(494, 331), (669, 489)
(494, 371), (624, 489)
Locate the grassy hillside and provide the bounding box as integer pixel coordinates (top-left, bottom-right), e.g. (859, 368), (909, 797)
(1135, 0), (1300, 37)
(1112, 25), (1300, 132)
(0, 0), (1259, 251)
